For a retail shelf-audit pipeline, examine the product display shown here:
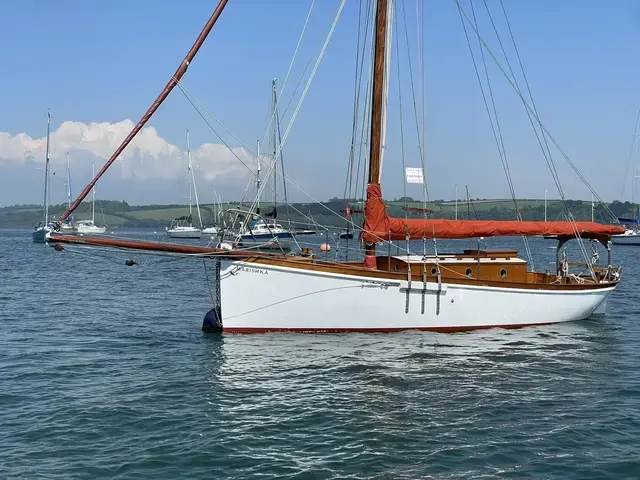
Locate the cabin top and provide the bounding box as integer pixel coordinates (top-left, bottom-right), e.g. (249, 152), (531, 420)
(391, 249), (525, 265)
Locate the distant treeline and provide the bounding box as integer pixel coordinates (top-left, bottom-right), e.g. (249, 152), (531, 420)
(1, 198), (635, 229)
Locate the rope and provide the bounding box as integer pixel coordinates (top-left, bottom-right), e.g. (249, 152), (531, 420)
(620, 106), (640, 199)
(395, 11), (408, 221)
(248, 0), (347, 220)
(454, 0), (599, 277)
(399, 0), (430, 202)
(343, 0), (373, 214)
(176, 82), (367, 243)
(259, 0), (316, 151)
(458, 1), (535, 270)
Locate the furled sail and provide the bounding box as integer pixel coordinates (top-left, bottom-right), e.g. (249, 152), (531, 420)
(361, 184), (625, 242)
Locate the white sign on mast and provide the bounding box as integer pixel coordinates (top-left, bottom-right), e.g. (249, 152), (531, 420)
(405, 167), (424, 184)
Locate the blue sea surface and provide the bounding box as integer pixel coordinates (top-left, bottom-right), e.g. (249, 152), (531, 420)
(1, 229), (639, 479)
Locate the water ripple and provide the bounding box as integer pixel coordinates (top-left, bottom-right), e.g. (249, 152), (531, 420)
(1, 231), (640, 479)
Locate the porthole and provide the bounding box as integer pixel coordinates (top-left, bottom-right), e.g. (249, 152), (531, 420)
(394, 264), (399, 272)
(431, 267), (437, 275)
(465, 267), (473, 278)
(499, 268), (508, 279)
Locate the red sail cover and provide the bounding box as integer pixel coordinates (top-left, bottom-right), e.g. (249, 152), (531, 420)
(361, 184), (625, 242)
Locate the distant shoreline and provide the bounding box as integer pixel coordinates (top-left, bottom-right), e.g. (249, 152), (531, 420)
(1, 198), (634, 228)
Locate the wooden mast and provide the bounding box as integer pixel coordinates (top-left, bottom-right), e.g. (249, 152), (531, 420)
(59, 0), (229, 223)
(364, 0), (389, 265)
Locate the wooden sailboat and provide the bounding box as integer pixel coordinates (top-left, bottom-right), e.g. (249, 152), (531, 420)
(50, 0), (624, 333)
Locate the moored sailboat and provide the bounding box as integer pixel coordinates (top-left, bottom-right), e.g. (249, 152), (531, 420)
(75, 163), (106, 235)
(59, 152), (76, 234)
(232, 79), (293, 245)
(33, 111), (53, 243)
(613, 110), (640, 245)
(50, 0), (624, 333)
(166, 130), (203, 239)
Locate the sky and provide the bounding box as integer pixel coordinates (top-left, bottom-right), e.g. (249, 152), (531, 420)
(2, 0), (640, 208)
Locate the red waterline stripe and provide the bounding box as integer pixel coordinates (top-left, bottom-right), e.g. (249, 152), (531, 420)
(222, 322), (561, 334)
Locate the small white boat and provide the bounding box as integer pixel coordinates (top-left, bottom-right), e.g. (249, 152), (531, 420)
(202, 226), (218, 235)
(167, 221), (202, 238)
(239, 219), (293, 241)
(612, 228), (640, 245)
(76, 220), (107, 235)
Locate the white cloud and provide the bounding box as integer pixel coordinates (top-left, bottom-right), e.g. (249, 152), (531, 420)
(0, 119), (250, 183)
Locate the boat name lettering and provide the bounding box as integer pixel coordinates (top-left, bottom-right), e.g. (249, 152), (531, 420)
(240, 266), (269, 275)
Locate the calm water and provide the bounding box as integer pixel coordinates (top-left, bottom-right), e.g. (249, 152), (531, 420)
(1, 228), (639, 479)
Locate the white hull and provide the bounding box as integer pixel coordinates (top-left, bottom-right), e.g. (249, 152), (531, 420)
(167, 228), (202, 239)
(202, 227), (218, 235)
(218, 260), (613, 333)
(77, 226), (106, 235)
(612, 233), (640, 245)
(32, 227), (51, 243)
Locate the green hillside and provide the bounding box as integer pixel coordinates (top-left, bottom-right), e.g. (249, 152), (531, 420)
(1, 198), (634, 229)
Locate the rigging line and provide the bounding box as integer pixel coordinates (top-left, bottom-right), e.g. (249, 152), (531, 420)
(466, 186), (480, 220)
(394, 7), (409, 218)
(469, 1), (518, 212)
(454, 0), (609, 257)
(456, 0), (565, 203)
(410, 0), (428, 218)
(456, 1), (594, 270)
(260, 0), (316, 150)
(344, 0), (361, 204)
(344, 0), (372, 206)
(481, 1), (566, 225)
(458, 7), (512, 202)
(176, 82), (369, 241)
(274, 88), (294, 233)
(59, 0), (229, 223)
(345, 0), (365, 204)
(495, 0), (558, 166)
(355, 9), (376, 206)
(467, 0), (534, 269)
(620, 106), (640, 199)
(175, 87), (286, 230)
(351, 0), (376, 205)
(247, 0), (347, 221)
(484, 0), (566, 207)
(279, 57), (313, 122)
(483, 0), (603, 245)
(400, 0), (430, 202)
(416, 0), (427, 214)
(541, 126), (619, 222)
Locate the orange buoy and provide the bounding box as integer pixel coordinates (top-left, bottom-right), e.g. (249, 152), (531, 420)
(53, 244), (64, 251)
